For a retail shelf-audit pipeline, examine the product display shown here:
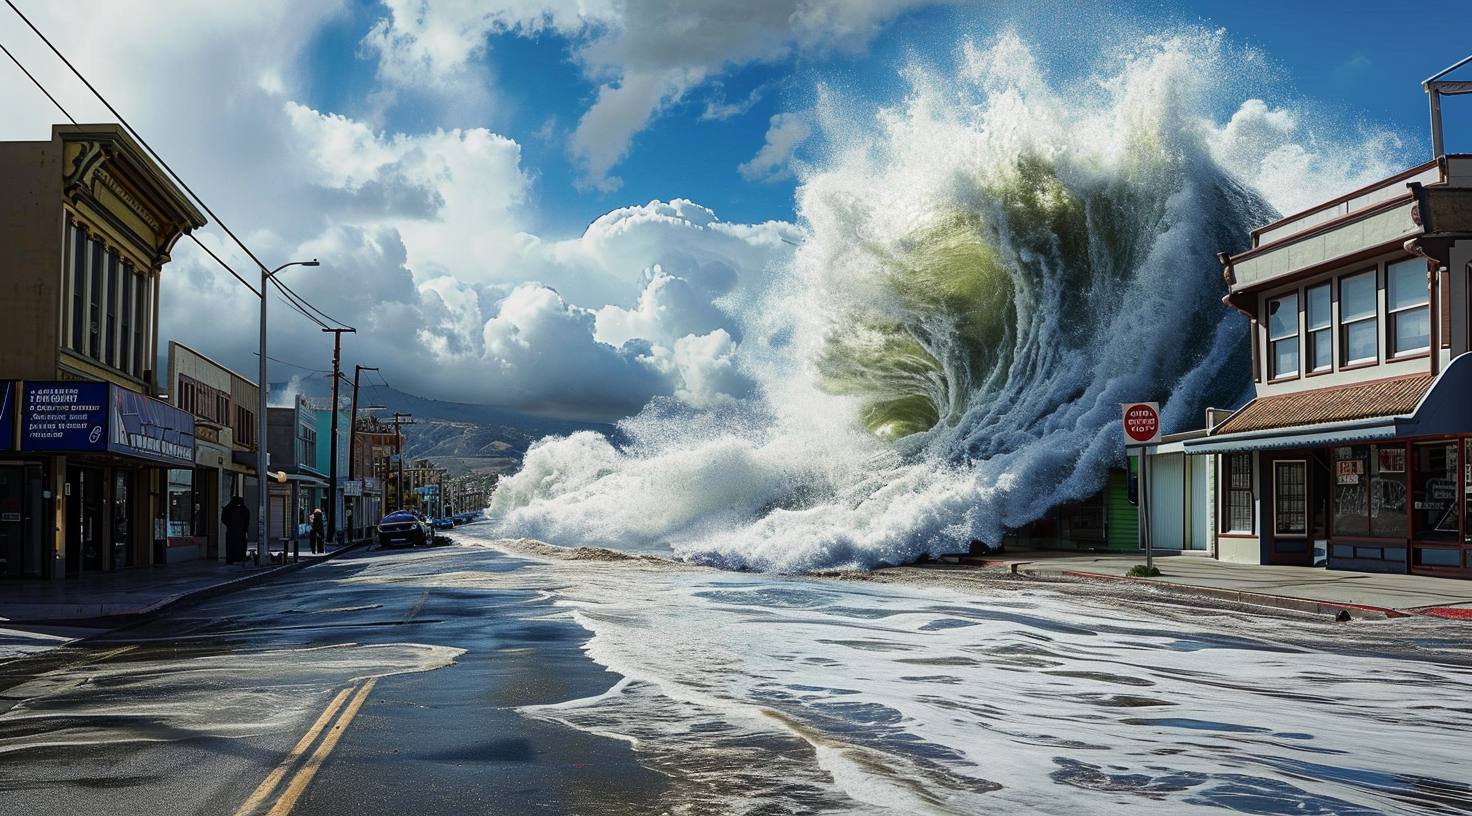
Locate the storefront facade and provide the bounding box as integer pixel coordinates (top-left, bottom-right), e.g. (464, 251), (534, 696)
(0, 124), (206, 579)
(3, 381), (195, 576)
(1185, 156), (1472, 578)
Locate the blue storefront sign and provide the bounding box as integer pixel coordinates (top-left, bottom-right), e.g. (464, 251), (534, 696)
(20, 382), (195, 467)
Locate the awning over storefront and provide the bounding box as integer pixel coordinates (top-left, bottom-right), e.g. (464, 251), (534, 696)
(18, 381), (195, 467)
(1183, 355), (1472, 454)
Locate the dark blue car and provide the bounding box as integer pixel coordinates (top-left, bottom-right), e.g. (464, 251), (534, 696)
(377, 510), (432, 548)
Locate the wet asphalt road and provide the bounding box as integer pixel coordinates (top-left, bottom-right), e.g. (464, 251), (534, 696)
(0, 544), (668, 816)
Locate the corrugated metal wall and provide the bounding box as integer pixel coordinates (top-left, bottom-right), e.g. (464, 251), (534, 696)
(1106, 468), (1138, 550)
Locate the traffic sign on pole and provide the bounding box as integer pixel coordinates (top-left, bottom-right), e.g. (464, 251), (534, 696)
(1122, 402), (1161, 446)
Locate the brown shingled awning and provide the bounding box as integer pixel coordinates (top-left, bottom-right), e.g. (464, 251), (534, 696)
(1211, 374), (1434, 436)
(1183, 355), (1472, 454)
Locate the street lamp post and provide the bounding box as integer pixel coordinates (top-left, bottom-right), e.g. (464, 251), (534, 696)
(257, 259), (319, 563)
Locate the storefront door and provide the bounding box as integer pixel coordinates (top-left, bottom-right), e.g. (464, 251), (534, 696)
(1265, 455), (1317, 566)
(65, 465), (106, 574)
(0, 464), (44, 578)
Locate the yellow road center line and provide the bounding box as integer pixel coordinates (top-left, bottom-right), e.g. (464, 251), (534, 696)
(263, 677), (378, 816)
(232, 684), (356, 816)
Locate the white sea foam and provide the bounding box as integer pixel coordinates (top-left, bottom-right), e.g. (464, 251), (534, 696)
(487, 26), (1411, 572)
(487, 540), (1471, 816)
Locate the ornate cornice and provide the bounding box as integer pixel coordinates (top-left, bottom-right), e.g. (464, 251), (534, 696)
(95, 167), (163, 232)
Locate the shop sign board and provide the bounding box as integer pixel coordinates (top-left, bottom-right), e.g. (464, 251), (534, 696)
(343, 480), (363, 497)
(1122, 402), (1161, 446)
(20, 381), (195, 467)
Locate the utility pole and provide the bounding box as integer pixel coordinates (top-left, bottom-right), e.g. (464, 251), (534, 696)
(323, 327), (356, 549)
(392, 412), (413, 512)
(348, 365), (380, 540)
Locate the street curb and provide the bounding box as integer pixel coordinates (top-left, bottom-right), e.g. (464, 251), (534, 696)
(1013, 565), (1406, 620)
(6, 539), (373, 627)
(142, 538), (374, 619)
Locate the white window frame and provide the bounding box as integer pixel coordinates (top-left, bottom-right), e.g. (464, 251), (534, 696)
(1386, 258), (1430, 357)
(1339, 269), (1378, 366)
(1305, 282), (1332, 373)
(1266, 292), (1300, 380)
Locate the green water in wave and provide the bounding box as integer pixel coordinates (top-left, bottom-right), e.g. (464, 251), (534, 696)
(818, 151), (1156, 440)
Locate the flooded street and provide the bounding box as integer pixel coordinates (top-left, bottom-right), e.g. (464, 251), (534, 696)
(469, 532), (1472, 816)
(3, 534), (1470, 815)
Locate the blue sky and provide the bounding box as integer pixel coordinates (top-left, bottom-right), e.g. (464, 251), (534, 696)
(1, 1), (1470, 420)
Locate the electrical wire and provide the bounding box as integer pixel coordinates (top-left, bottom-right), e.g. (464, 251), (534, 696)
(2, 0), (345, 316)
(3, 31), (259, 294)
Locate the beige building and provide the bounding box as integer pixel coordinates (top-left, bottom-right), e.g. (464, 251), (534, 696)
(166, 342), (260, 561)
(0, 124), (206, 578)
(1186, 156), (1472, 578)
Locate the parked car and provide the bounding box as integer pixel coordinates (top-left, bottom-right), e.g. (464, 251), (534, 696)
(377, 510), (432, 548)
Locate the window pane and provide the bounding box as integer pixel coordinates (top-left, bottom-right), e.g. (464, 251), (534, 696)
(1387, 259), (1427, 311)
(89, 237), (103, 359)
(1332, 446), (1369, 537)
(71, 224), (86, 350)
(1393, 308), (1430, 355)
(1272, 337), (1298, 378)
(1306, 284), (1331, 330)
(1344, 319), (1377, 363)
(1411, 443), (1457, 541)
(1341, 271), (1376, 321)
(1275, 461), (1307, 535)
(1308, 328), (1332, 371)
(1267, 293), (1297, 339)
(105, 252), (118, 367)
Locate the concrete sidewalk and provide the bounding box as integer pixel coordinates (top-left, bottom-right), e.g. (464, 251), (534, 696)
(964, 549), (1472, 620)
(0, 541), (366, 625)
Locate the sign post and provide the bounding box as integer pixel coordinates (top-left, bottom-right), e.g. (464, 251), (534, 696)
(1122, 402), (1161, 572)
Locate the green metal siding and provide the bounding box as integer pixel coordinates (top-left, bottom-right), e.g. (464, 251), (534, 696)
(1106, 467), (1139, 550)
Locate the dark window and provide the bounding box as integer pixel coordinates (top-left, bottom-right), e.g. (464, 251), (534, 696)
(105, 251), (119, 367)
(133, 269), (147, 378)
(88, 237), (103, 360)
(1224, 453), (1253, 533)
(1411, 442), (1458, 542)
(70, 223), (86, 350)
(1274, 460), (1307, 536)
(119, 261), (134, 377)
(1333, 444), (1407, 539)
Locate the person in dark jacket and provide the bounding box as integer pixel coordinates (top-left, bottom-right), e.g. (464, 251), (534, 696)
(222, 496), (250, 564)
(310, 507), (326, 554)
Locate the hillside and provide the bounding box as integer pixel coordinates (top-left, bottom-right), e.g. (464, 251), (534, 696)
(275, 375), (614, 477)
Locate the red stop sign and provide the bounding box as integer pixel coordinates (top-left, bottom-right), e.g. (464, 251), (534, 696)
(1124, 403), (1159, 443)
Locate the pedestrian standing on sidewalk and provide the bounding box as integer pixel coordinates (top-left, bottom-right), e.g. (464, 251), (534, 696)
(310, 507), (326, 554)
(222, 496), (250, 564)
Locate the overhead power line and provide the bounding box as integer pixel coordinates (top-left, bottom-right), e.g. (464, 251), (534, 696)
(2, 0), (350, 332)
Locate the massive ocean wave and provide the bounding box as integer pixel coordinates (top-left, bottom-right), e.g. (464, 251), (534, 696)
(487, 29), (1401, 572)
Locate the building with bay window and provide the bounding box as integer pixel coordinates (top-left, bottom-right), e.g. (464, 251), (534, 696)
(1184, 156), (1472, 578)
(0, 124), (207, 578)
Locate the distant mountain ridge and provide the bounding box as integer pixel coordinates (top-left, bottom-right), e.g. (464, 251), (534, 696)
(274, 375), (613, 476)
